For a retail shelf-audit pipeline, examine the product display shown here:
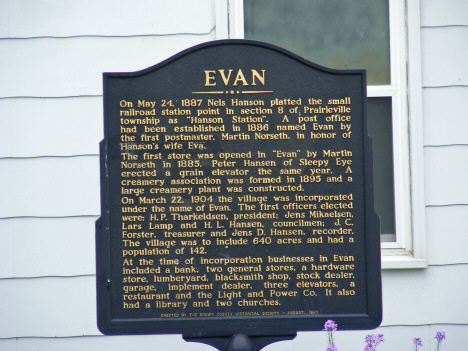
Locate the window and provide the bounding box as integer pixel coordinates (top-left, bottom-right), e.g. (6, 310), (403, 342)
(216, 0), (427, 268)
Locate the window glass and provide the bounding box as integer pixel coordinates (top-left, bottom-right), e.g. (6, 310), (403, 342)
(367, 98), (395, 237)
(244, 0), (390, 85)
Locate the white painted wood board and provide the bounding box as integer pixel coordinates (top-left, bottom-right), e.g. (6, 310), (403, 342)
(5, 325), (467, 351)
(0, 276), (99, 338)
(0, 217), (97, 279)
(290, 325), (468, 351)
(421, 0), (468, 26)
(0, 156), (100, 218)
(421, 27), (468, 87)
(16, 335), (215, 351)
(0, 218), (15, 278)
(0, 97), (12, 156)
(0, 0), (215, 38)
(0, 33), (216, 98)
(0, 339), (16, 351)
(424, 145), (468, 206)
(0, 97), (103, 158)
(287, 326), (433, 351)
(426, 205), (468, 265)
(381, 265), (468, 325)
(423, 87), (468, 146)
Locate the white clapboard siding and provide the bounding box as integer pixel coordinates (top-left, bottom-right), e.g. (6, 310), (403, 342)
(0, 217), (97, 279)
(426, 206), (468, 265)
(423, 87), (468, 146)
(289, 326), (432, 351)
(381, 265), (468, 326)
(0, 156), (100, 218)
(0, 219), (14, 277)
(0, 97), (12, 156)
(2, 325), (466, 351)
(0, 276), (99, 338)
(0, 33), (215, 98)
(0, 339), (15, 351)
(13, 335), (214, 351)
(0, 97), (103, 158)
(0, 0), (215, 38)
(0, 326), (432, 351)
(421, 27), (468, 87)
(285, 325), (466, 351)
(421, 0), (468, 27)
(424, 146), (468, 206)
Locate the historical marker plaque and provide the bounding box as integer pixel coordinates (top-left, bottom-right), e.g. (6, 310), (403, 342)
(96, 40), (381, 337)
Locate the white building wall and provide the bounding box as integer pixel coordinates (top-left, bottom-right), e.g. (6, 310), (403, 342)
(1, 0), (467, 350)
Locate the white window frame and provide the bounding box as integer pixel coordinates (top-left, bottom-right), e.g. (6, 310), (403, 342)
(215, 0), (427, 269)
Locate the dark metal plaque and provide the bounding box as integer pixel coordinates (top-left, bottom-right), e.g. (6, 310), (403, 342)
(96, 40), (381, 337)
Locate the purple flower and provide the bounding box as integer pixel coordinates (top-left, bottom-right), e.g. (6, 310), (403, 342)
(413, 337), (423, 346)
(323, 320), (337, 350)
(434, 332), (446, 342)
(374, 334), (384, 345)
(434, 332), (445, 351)
(323, 319), (338, 331)
(364, 334), (384, 351)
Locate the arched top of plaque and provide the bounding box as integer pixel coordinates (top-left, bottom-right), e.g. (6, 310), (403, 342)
(97, 40), (381, 340)
(106, 39), (366, 77)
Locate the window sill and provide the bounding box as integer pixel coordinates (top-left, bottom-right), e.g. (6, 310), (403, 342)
(381, 251), (428, 269)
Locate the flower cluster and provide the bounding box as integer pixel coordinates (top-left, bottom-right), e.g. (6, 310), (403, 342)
(434, 332), (445, 343)
(363, 334), (384, 351)
(411, 331), (446, 351)
(434, 331), (446, 351)
(323, 320), (338, 350)
(319, 321), (445, 351)
(323, 320), (338, 332)
(413, 337), (423, 351)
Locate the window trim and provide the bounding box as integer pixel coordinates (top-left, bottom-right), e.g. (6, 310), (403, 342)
(216, 0), (427, 269)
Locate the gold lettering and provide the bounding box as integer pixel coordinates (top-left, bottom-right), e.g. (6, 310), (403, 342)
(204, 70), (216, 86)
(251, 70), (266, 85)
(233, 69), (248, 86)
(218, 69), (233, 85)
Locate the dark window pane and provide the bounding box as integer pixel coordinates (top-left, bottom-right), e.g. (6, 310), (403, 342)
(244, 0), (390, 85)
(367, 98), (395, 236)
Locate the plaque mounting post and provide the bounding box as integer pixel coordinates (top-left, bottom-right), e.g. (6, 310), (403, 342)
(225, 334), (256, 351)
(184, 334), (296, 351)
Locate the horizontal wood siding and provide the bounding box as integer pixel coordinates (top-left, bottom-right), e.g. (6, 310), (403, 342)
(0, 339), (15, 351)
(421, 0), (468, 294)
(1, 335), (209, 351)
(424, 146), (468, 206)
(0, 97), (102, 158)
(0, 34), (216, 98)
(0, 276), (99, 338)
(0, 322), (466, 350)
(0, 0), (218, 345)
(426, 206), (468, 265)
(0, 217), (97, 278)
(423, 87), (468, 146)
(0, 0), (215, 38)
(421, 0), (468, 27)
(0, 156), (100, 218)
(421, 27), (468, 87)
